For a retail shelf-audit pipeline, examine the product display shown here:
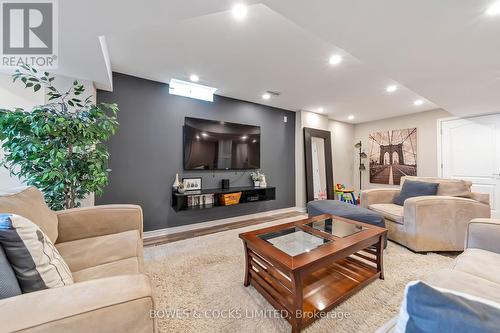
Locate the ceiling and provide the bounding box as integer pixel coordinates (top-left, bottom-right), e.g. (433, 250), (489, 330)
(17, 0), (500, 123)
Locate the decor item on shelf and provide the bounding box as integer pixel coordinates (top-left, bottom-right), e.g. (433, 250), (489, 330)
(221, 179), (230, 189)
(187, 194), (214, 207)
(354, 141), (367, 190)
(368, 128), (417, 185)
(172, 173), (180, 190)
(0, 65), (119, 210)
(220, 192), (242, 206)
(250, 171), (265, 187)
(183, 177), (202, 191)
(260, 174), (267, 188)
(177, 182), (185, 194)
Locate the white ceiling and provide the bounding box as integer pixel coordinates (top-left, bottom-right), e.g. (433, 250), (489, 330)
(18, 1), (500, 123)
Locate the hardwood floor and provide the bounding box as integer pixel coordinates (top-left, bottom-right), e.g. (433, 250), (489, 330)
(144, 211), (306, 247)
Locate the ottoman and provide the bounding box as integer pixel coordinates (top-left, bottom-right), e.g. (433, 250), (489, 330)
(307, 200), (387, 248)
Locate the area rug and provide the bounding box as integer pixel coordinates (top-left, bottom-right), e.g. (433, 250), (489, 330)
(144, 215), (453, 333)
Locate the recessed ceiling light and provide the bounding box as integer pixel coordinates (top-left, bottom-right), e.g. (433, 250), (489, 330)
(262, 93), (271, 100)
(386, 85), (398, 93)
(201, 132), (208, 137)
(329, 54), (343, 65)
(317, 107), (324, 113)
(414, 99), (424, 106)
(241, 135), (248, 140)
(486, 2), (500, 15)
(189, 74), (199, 82)
(348, 115), (355, 120)
(232, 3), (248, 20)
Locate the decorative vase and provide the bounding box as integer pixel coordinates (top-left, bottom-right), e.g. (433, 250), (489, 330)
(173, 173), (180, 190)
(254, 181), (260, 187)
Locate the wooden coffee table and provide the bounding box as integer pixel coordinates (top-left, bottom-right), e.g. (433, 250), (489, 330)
(239, 214), (387, 333)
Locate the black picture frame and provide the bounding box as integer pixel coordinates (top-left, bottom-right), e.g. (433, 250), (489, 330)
(182, 177), (202, 191)
(303, 127), (334, 203)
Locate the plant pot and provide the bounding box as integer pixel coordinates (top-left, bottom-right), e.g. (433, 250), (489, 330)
(254, 181), (260, 187)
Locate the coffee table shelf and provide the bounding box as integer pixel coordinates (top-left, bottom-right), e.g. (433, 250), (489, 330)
(302, 257), (379, 317)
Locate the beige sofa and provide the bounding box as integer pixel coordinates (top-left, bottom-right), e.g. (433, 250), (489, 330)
(0, 186), (156, 333)
(376, 218), (500, 332)
(361, 176), (490, 252)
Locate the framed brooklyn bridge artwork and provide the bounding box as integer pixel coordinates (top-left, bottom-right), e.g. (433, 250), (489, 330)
(368, 128), (417, 185)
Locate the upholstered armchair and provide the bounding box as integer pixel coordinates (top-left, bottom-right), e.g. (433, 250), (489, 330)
(0, 186), (156, 333)
(361, 177), (491, 252)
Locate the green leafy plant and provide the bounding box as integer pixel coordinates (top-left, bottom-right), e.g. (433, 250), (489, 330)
(0, 65), (119, 210)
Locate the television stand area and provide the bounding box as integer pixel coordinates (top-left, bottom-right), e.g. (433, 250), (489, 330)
(172, 186), (276, 211)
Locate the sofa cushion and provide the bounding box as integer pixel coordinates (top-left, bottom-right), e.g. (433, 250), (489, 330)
(427, 269), (500, 304)
(450, 248), (500, 285)
(395, 281), (500, 333)
(401, 176), (472, 198)
(393, 180), (439, 206)
(0, 245), (22, 299)
(56, 230), (142, 272)
(0, 186), (58, 243)
(72, 257), (141, 282)
(0, 214), (73, 293)
(369, 203), (404, 224)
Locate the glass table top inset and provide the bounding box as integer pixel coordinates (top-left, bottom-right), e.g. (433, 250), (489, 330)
(258, 227), (331, 256)
(306, 218), (367, 238)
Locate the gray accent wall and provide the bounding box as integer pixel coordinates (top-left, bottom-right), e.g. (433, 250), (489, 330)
(97, 73), (296, 231)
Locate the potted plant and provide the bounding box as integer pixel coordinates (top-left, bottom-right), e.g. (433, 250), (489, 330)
(250, 171), (265, 187)
(0, 65), (119, 210)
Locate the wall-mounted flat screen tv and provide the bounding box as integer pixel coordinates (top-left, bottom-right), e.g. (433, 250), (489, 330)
(184, 117), (260, 170)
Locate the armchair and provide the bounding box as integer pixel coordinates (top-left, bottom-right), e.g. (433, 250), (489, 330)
(361, 177), (491, 252)
(0, 186), (156, 333)
(465, 218), (500, 253)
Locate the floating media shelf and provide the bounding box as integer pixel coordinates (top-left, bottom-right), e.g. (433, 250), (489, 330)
(172, 186), (276, 212)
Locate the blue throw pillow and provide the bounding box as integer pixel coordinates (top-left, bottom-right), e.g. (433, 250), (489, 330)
(0, 244), (22, 299)
(393, 180), (439, 206)
(395, 281), (500, 333)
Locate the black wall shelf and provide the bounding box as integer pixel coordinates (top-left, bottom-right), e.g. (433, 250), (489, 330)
(172, 186), (276, 212)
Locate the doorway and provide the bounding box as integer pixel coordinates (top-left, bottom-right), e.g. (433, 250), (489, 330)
(439, 114), (500, 217)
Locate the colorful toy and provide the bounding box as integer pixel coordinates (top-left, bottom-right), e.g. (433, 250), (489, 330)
(335, 184), (357, 205)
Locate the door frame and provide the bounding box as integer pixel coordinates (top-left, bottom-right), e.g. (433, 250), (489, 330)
(437, 113), (500, 177)
(437, 113), (500, 217)
(436, 116), (459, 178)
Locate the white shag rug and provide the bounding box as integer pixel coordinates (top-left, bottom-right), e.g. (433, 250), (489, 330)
(144, 216), (453, 333)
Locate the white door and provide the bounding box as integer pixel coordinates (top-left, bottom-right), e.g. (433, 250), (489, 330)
(440, 114), (500, 217)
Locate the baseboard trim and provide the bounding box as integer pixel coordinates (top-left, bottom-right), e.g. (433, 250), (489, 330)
(144, 207), (301, 240)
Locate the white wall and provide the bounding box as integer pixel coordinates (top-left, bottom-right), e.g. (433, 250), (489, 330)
(295, 110), (354, 208)
(329, 119), (355, 190)
(0, 72), (96, 205)
(353, 108), (452, 190)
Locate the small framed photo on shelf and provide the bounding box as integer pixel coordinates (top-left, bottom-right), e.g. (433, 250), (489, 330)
(183, 177), (202, 191)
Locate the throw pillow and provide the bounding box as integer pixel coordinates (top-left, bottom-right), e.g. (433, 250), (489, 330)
(393, 180), (439, 206)
(0, 213), (73, 293)
(0, 244), (22, 299)
(395, 281), (500, 333)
